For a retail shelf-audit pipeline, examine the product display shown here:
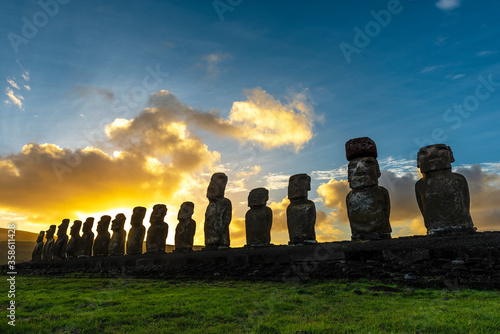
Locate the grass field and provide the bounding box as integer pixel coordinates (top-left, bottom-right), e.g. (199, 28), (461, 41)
(1, 275), (499, 333)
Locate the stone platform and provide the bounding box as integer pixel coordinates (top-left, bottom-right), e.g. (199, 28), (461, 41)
(3, 232), (500, 289)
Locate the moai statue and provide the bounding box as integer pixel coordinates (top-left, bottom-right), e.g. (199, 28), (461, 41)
(53, 219), (70, 259)
(415, 144), (475, 235)
(146, 204), (169, 254)
(287, 174), (316, 244)
(126, 206), (147, 255)
(42, 225), (56, 260)
(204, 173), (232, 250)
(76, 217), (95, 258)
(174, 202), (196, 252)
(345, 137), (392, 241)
(66, 220), (82, 258)
(245, 188), (273, 247)
(109, 213), (127, 256)
(31, 231), (45, 261)
(93, 215), (111, 256)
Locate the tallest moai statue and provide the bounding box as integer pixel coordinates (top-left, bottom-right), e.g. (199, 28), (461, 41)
(415, 144), (475, 235)
(345, 137), (391, 241)
(204, 173), (232, 250)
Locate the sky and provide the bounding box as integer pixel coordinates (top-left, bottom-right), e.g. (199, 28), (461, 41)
(1, 0), (499, 246)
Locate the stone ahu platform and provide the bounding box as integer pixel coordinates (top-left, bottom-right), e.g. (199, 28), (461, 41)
(4, 232), (500, 289)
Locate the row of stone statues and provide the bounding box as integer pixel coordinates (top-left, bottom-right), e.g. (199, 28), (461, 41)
(32, 138), (476, 261)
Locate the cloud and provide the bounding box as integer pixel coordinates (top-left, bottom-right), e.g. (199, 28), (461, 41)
(420, 65), (448, 74)
(199, 53), (231, 80)
(71, 86), (114, 101)
(227, 165), (262, 193)
(476, 51), (497, 57)
(230, 88), (316, 152)
(4, 87), (24, 109)
(265, 173), (290, 190)
(7, 78), (20, 90)
(22, 71), (30, 82)
(435, 0), (461, 11)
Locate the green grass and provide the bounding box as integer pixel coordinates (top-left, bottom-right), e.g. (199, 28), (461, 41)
(1, 275), (499, 333)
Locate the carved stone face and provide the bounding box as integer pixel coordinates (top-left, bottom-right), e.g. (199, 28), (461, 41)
(111, 214), (126, 231)
(207, 173), (228, 201)
(150, 204), (167, 224)
(57, 219), (70, 236)
(37, 231), (45, 242)
(417, 144), (454, 173)
(131, 206), (147, 226)
(97, 216), (111, 233)
(348, 156), (380, 189)
(288, 174), (311, 199)
(82, 218), (94, 232)
(177, 202), (194, 220)
(248, 188), (268, 207)
(70, 220), (82, 237)
(46, 225), (56, 239)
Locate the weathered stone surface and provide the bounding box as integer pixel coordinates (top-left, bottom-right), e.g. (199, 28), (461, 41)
(245, 188), (272, 246)
(109, 214), (127, 256)
(76, 217), (94, 258)
(415, 144), (475, 235)
(287, 174), (316, 244)
(204, 173), (232, 249)
(93, 215), (111, 256)
(126, 206), (147, 255)
(32, 231), (45, 261)
(42, 225), (56, 260)
(175, 202), (196, 252)
(346, 137), (391, 241)
(146, 204), (168, 254)
(53, 219), (70, 259)
(66, 220), (82, 258)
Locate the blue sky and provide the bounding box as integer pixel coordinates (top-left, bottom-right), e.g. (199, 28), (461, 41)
(1, 0), (499, 246)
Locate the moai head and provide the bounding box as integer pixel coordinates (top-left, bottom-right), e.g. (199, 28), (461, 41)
(36, 231), (45, 243)
(248, 188), (269, 207)
(131, 206), (147, 227)
(288, 174), (311, 199)
(417, 144), (455, 173)
(177, 202), (194, 220)
(70, 220), (82, 237)
(97, 215), (111, 233)
(111, 214), (126, 231)
(82, 217), (94, 233)
(346, 137), (380, 189)
(46, 225), (56, 239)
(57, 219), (70, 237)
(150, 204), (167, 225)
(207, 173), (228, 201)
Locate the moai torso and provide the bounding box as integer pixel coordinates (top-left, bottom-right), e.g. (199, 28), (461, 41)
(53, 219), (70, 259)
(245, 188), (273, 246)
(93, 215), (111, 256)
(175, 202), (196, 251)
(66, 220), (82, 258)
(76, 218), (95, 258)
(127, 207), (147, 255)
(287, 174), (316, 244)
(42, 225), (56, 260)
(345, 137), (391, 241)
(415, 144), (474, 234)
(146, 204), (169, 253)
(109, 214), (127, 256)
(32, 231), (45, 261)
(204, 173), (232, 249)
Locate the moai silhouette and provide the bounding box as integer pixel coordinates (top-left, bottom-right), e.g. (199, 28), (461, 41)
(31, 231), (45, 261)
(42, 225), (56, 260)
(126, 206), (147, 255)
(76, 217), (95, 258)
(66, 220), (82, 258)
(109, 213), (127, 256)
(204, 173), (232, 250)
(175, 202), (196, 252)
(245, 188), (273, 247)
(345, 137), (391, 241)
(93, 215), (111, 256)
(287, 173), (316, 244)
(146, 204), (169, 254)
(53, 219), (70, 259)
(415, 144), (475, 235)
